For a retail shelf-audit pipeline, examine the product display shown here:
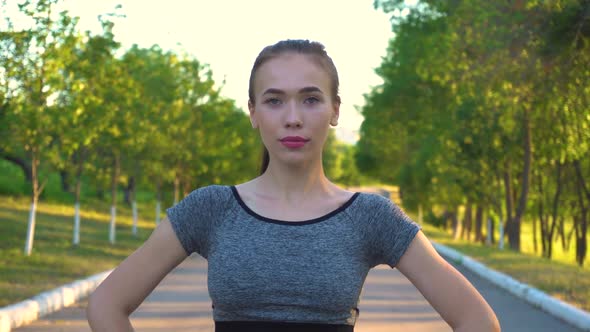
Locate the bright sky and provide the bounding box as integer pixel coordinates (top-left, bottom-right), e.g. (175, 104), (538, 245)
(4, 0), (395, 144)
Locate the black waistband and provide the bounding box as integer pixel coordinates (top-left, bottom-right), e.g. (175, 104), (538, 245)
(215, 321), (354, 332)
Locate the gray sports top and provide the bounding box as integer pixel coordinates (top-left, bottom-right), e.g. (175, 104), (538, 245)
(166, 185), (420, 326)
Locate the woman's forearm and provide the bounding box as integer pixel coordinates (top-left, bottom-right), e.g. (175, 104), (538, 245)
(453, 316), (501, 332)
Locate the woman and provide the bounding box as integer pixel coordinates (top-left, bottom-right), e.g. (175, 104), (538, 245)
(87, 39), (500, 332)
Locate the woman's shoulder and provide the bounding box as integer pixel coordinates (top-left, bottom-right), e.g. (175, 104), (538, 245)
(179, 184), (234, 210)
(346, 190), (413, 223)
(190, 184), (232, 196)
(349, 190), (392, 209)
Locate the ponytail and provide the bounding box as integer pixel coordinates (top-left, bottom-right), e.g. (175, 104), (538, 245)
(259, 146), (270, 175)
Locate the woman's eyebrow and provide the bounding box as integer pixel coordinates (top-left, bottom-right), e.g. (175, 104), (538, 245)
(262, 88), (285, 96)
(299, 86), (323, 94)
(261, 86), (324, 96)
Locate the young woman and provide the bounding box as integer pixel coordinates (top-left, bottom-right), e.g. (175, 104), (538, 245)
(87, 40), (501, 332)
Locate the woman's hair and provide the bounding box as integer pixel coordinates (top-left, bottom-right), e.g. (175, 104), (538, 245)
(249, 39), (341, 175)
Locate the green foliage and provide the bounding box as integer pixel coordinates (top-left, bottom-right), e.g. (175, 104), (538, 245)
(361, 0), (590, 262)
(323, 129), (368, 186)
(0, 0), (262, 207)
(0, 160), (27, 195)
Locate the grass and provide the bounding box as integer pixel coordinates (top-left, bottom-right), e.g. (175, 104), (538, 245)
(419, 221), (590, 312)
(0, 196), (159, 307)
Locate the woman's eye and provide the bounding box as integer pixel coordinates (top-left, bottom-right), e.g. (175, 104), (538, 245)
(264, 98), (282, 105)
(304, 96), (320, 104)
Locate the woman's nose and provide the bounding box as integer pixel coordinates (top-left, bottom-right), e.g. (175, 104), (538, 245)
(285, 102), (303, 128)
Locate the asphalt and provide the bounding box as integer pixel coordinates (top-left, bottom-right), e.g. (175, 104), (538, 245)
(12, 254), (583, 332)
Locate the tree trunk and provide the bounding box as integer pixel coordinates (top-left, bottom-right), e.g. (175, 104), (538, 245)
(124, 176), (135, 206)
(490, 216), (496, 244)
(536, 169), (549, 257)
(575, 165), (588, 266)
(546, 162), (563, 259)
(574, 159), (589, 266)
(508, 107), (533, 252)
(503, 160), (515, 248)
(499, 216), (505, 250)
(155, 180), (162, 225)
(540, 210), (549, 258)
(574, 160), (590, 202)
(128, 165), (139, 236)
(462, 202), (472, 241)
(131, 182), (138, 237)
(442, 208), (450, 230)
(73, 174), (82, 246)
(558, 214), (567, 251)
(183, 179), (191, 198)
(109, 153), (120, 245)
(490, 171), (504, 246)
(24, 148), (44, 256)
(474, 205), (484, 243)
(533, 216), (538, 254)
(174, 173), (180, 205)
(577, 218), (588, 267)
(486, 215), (495, 245)
(59, 169), (70, 193)
(452, 209), (461, 240)
(72, 150), (85, 246)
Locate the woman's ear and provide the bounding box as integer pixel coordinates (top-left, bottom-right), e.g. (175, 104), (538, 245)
(330, 102), (340, 126)
(248, 100), (258, 129)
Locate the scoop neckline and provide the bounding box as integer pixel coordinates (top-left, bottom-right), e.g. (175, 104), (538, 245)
(229, 185), (360, 226)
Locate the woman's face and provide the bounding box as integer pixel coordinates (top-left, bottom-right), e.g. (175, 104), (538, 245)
(249, 53), (339, 166)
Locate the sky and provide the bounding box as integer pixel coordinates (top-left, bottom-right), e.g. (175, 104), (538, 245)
(4, 0), (396, 144)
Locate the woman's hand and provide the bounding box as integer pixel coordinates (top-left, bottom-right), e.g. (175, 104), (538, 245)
(396, 231), (501, 332)
(86, 218), (188, 331)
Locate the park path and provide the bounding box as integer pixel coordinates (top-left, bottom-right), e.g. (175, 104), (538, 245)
(13, 254), (582, 332)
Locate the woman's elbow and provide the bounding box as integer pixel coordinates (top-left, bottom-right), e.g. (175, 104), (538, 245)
(86, 290), (111, 326)
(86, 289), (132, 331)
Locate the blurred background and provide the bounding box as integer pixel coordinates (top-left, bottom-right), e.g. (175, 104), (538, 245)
(0, 0), (589, 323)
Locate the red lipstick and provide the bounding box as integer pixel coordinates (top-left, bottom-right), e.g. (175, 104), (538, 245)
(279, 136), (310, 148)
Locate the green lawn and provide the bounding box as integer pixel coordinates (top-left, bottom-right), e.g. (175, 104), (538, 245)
(419, 222), (590, 312)
(0, 196), (157, 307)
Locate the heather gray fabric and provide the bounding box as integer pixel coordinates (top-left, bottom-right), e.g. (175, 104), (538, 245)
(166, 185), (421, 326)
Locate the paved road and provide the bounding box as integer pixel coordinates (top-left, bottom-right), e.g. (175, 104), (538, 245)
(14, 255), (582, 332)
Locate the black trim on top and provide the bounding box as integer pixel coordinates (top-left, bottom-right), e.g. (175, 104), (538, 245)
(229, 185), (360, 226)
(215, 321), (354, 332)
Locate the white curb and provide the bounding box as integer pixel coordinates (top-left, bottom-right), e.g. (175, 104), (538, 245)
(0, 269), (112, 332)
(433, 242), (590, 332)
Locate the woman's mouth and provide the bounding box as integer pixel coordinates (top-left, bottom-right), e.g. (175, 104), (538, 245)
(279, 136), (310, 148)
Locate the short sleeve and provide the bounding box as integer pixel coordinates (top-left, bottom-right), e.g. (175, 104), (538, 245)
(166, 185), (225, 258)
(366, 195), (421, 268)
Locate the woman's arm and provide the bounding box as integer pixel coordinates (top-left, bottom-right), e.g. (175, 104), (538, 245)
(396, 231), (501, 332)
(86, 218), (188, 331)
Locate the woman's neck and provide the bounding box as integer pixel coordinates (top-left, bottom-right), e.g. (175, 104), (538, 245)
(256, 159), (337, 202)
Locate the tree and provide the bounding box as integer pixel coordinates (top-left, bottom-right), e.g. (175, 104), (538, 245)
(363, 0), (589, 262)
(2, 0), (78, 255)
